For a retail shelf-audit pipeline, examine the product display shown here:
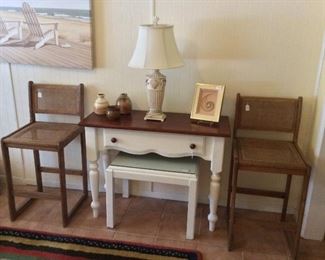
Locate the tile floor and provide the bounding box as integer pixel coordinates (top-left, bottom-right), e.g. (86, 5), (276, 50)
(0, 188), (324, 260)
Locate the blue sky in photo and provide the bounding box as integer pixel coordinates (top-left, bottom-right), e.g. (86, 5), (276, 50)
(0, 0), (90, 10)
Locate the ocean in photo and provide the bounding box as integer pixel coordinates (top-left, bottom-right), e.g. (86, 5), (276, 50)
(0, 6), (90, 21)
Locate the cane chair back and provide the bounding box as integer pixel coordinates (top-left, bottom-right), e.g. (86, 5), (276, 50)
(29, 81), (84, 121)
(234, 94), (302, 142)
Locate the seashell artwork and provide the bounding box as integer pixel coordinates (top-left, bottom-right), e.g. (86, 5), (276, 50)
(190, 83), (225, 123)
(197, 89), (218, 116)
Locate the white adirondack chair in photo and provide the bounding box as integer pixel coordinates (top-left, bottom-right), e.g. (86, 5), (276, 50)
(0, 16), (23, 44)
(22, 2), (59, 49)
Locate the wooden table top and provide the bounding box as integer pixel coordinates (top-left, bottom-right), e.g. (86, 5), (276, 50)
(80, 111), (231, 137)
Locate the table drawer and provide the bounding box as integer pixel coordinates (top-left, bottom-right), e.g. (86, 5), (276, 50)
(103, 129), (206, 157)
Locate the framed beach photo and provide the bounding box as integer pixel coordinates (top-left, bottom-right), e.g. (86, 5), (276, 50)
(0, 0), (93, 69)
(190, 83), (225, 123)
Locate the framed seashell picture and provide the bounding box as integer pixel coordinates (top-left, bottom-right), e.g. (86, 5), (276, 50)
(190, 83), (225, 123)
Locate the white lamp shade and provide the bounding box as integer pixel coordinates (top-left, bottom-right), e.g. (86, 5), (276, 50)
(128, 24), (184, 70)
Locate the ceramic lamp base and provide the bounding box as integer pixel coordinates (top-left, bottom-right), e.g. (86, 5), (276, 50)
(144, 111), (166, 122)
(144, 69), (166, 122)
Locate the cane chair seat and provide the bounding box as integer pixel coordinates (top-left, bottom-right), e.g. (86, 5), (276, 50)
(4, 122), (80, 150)
(237, 138), (306, 172)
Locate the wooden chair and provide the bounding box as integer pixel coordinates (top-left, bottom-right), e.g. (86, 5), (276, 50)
(22, 2), (59, 49)
(227, 94), (310, 259)
(0, 16), (22, 44)
(1, 81), (88, 227)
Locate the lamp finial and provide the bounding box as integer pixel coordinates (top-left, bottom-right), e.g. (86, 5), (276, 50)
(153, 16), (159, 25)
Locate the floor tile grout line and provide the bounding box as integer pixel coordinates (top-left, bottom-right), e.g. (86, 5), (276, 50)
(155, 199), (168, 239)
(113, 193), (133, 235)
(281, 227), (294, 258)
(114, 230), (156, 240)
(197, 206), (203, 237)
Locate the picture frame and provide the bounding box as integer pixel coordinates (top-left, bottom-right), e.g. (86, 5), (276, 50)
(190, 83), (225, 123)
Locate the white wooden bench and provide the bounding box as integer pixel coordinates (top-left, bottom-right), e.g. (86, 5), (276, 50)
(105, 152), (199, 239)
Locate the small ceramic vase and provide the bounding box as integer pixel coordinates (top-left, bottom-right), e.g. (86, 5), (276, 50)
(116, 93), (132, 115)
(106, 105), (120, 120)
(94, 93), (109, 115)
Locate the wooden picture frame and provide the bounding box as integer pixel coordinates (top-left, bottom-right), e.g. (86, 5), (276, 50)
(190, 83), (225, 123)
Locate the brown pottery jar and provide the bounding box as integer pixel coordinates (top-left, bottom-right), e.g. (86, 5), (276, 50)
(116, 93), (132, 115)
(106, 105), (120, 120)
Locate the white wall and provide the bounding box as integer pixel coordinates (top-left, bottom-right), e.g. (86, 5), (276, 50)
(0, 64), (25, 181)
(1, 0), (325, 214)
(302, 39), (325, 240)
(303, 128), (325, 240)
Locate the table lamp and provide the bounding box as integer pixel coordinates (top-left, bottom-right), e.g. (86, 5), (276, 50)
(128, 16), (184, 121)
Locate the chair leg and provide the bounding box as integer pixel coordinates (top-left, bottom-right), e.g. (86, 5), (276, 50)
(33, 150), (43, 192)
(1, 142), (33, 220)
(228, 158), (239, 251)
(80, 130), (88, 198)
(58, 148), (68, 227)
(186, 179), (198, 240)
(281, 174), (292, 221)
(2, 142), (16, 220)
(106, 168), (115, 228)
(292, 170), (310, 260)
(227, 154), (234, 220)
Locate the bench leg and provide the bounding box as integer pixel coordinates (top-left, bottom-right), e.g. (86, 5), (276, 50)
(186, 179), (198, 240)
(106, 168), (115, 228)
(122, 179), (130, 198)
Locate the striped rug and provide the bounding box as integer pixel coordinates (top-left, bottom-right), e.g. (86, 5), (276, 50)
(0, 227), (201, 259)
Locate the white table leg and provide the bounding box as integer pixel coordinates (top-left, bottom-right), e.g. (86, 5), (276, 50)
(208, 137), (225, 231)
(208, 171), (221, 231)
(89, 160), (100, 218)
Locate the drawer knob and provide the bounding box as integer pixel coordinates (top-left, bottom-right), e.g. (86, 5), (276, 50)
(190, 144), (196, 149)
(111, 137), (117, 143)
